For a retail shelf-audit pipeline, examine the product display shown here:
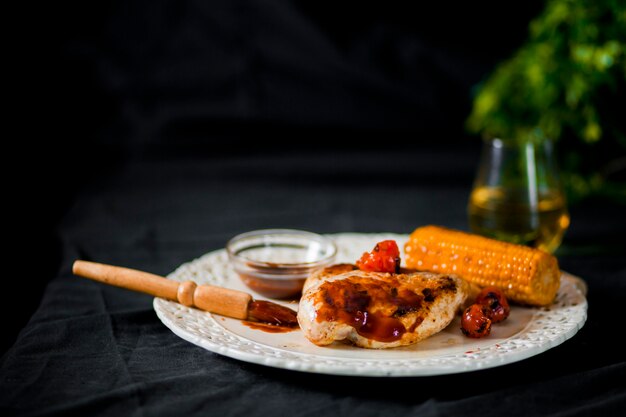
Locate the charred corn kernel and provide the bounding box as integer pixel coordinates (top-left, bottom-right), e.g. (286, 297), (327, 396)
(404, 226), (561, 306)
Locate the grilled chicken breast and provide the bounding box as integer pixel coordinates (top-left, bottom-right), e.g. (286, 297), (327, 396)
(298, 264), (470, 348)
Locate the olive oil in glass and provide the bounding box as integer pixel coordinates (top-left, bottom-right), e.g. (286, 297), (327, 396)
(468, 186), (570, 253)
(468, 138), (569, 254)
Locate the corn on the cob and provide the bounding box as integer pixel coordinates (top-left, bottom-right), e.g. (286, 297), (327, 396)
(404, 225), (561, 306)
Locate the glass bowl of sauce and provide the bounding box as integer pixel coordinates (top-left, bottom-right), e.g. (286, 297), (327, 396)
(226, 229), (337, 299)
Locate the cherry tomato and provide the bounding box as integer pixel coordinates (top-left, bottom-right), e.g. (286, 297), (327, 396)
(356, 240), (400, 273)
(475, 286), (510, 323)
(461, 304), (492, 338)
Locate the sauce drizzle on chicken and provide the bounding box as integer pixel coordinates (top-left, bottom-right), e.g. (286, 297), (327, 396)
(314, 276), (426, 343)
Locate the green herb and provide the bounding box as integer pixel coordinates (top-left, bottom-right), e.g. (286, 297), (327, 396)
(466, 0), (626, 203)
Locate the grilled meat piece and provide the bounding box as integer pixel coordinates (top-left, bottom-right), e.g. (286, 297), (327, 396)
(298, 265), (470, 348)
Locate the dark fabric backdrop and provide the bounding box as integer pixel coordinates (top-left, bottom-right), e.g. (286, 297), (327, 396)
(5, 1), (625, 416)
(40, 0), (544, 152)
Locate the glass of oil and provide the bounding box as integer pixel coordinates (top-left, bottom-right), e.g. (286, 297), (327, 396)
(468, 138), (570, 253)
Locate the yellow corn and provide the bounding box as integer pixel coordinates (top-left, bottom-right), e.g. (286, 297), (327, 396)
(404, 225), (561, 306)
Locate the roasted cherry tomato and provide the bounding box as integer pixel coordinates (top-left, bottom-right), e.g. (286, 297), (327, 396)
(461, 304), (492, 338)
(475, 286), (510, 323)
(356, 240), (400, 273)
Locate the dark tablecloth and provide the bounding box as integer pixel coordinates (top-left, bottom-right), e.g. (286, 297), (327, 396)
(2, 145), (625, 417)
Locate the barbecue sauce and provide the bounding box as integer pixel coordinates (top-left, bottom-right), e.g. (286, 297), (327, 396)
(315, 277), (425, 343)
(247, 300), (299, 328)
(242, 321), (298, 333)
(238, 272), (305, 299)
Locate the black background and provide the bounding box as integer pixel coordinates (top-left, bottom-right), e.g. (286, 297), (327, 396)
(5, 2), (625, 416)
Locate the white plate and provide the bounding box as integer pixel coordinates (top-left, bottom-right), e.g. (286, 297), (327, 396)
(154, 233), (587, 377)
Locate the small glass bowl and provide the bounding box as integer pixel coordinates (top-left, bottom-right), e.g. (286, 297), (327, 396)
(226, 229), (337, 299)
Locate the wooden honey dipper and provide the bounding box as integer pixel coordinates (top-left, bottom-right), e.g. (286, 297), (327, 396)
(72, 260), (299, 327)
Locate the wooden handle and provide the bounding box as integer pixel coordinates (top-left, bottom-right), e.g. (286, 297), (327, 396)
(73, 260), (252, 319)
